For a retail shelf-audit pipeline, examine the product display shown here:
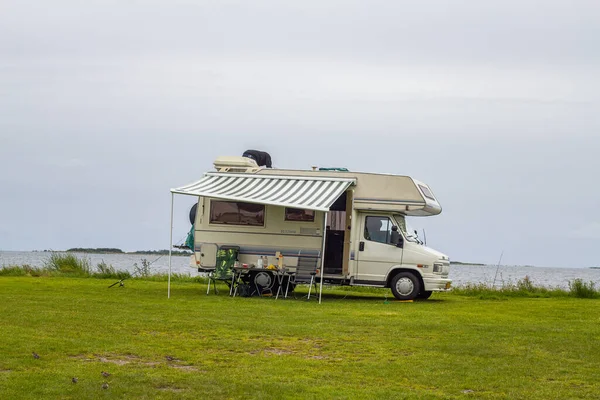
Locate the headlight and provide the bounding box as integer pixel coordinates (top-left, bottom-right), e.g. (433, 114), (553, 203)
(433, 263), (443, 273)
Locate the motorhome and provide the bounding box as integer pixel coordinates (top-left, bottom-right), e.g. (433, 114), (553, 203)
(170, 156), (451, 301)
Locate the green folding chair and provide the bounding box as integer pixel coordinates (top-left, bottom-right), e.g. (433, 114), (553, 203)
(207, 247), (239, 295)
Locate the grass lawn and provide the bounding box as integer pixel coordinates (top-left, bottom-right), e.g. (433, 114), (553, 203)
(0, 277), (599, 399)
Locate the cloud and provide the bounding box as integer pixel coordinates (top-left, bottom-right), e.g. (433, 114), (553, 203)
(569, 222), (600, 240)
(51, 158), (88, 168)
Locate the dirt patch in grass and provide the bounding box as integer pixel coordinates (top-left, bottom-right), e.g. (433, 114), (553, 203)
(70, 353), (190, 369)
(264, 348), (294, 356)
(156, 385), (186, 392)
(69, 353), (149, 366)
(98, 357), (132, 365)
(169, 364), (202, 372)
(244, 336), (332, 361)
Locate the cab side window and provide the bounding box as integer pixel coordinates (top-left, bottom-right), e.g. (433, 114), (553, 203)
(364, 216), (393, 244)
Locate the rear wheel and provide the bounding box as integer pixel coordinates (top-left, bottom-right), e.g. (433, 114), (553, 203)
(390, 272), (421, 300)
(248, 270), (279, 296)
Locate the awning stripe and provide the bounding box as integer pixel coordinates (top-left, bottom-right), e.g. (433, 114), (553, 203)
(321, 181), (348, 207)
(171, 173), (356, 212)
(268, 179), (299, 203)
(279, 180), (310, 204)
(304, 181), (333, 206)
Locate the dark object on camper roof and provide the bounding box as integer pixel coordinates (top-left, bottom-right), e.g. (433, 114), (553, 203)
(319, 167), (349, 172)
(242, 150), (272, 168)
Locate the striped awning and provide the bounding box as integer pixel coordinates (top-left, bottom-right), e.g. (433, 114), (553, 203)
(171, 173), (355, 211)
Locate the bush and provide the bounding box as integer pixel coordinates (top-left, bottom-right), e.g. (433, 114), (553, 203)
(453, 277), (569, 299)
(44, 252), (91, 276)
(569, 279), (600, 299)
(0, 265), (41, 277)
(92, 261), (131, 280)
(133, 258), (152, 277)
(137, 273), (200, 282)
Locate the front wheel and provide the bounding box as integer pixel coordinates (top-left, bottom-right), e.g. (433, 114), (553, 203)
(416, 290), (432, 300)
(390, 272), (421, 300)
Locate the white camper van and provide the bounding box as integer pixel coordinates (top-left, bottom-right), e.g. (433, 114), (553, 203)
(171, 156), (451, 301)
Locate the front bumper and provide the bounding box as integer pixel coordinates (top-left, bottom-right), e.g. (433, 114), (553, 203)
(423, 276), (452, 292)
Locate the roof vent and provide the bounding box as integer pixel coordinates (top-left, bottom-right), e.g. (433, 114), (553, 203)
(213, 156), (260, 173)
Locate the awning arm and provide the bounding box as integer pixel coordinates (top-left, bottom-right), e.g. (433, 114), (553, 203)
(168, 192), (174, 299)
(319, 211), (327, 304)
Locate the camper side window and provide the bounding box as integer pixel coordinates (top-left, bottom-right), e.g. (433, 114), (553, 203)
(285, 208), (315, 222)
(210, 201), (265, 226)
(364, 216), (393, 244)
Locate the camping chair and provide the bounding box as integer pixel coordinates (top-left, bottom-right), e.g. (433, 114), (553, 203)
(285, 262), (319, 300)
(207, 246), (239, 295)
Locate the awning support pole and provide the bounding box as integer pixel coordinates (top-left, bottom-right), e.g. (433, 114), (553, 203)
(319, 211), (328, 304)
(168, 192), (174, 299)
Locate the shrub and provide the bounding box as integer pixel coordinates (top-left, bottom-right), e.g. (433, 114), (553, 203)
(44, 252), (91, 276)
(137, 273), (200, 282)
(0, 265), (29, 276)
(92, 261), (131, 280)
(452, 277), (569, 299)
(569, 279), (599, 299)
(0, 265), (46, 277)
(515, 275), (535, 292)
(133, 258), (152, 277)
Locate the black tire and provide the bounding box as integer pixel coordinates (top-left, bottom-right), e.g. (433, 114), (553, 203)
(249, 270), (279, 296)
(390, 272), (421, 300)
(416, 290), (433, 300)
(189, 204), (198, 225)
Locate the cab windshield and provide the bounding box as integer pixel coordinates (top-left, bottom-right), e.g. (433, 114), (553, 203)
(393, 214), (422, 244)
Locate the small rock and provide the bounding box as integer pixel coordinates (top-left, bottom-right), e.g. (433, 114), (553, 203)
(32, 352), (40, 359)
(165, 356), (175, 361)
(102, 382), (109, 390)
(462, 389), (474, 394)
(72, 377), (78, 384)
(101, 371), (111, 378)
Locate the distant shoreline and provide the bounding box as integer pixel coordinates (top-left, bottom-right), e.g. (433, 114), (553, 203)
(451, 261), (486, 266)
(30, 248), (193, 256)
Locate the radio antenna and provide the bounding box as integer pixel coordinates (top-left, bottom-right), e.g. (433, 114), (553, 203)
(491, 251), (504, 288)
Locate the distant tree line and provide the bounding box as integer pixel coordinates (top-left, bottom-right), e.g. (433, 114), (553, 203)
(66, 248), (191, 256)
(67, 248), (124, 254)
(451, 261), (486, 266)
(130, 250), (192, 256)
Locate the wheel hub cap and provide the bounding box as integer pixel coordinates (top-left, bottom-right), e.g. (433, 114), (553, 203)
(396, 277), (414, 296)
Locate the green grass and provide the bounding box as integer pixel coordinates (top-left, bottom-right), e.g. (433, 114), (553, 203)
(0, 277), (599, 399)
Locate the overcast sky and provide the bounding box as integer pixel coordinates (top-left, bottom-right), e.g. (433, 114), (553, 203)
(1, 0), (599, 267)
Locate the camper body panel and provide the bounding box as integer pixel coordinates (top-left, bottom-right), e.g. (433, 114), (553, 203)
(256, 169), (441, 216)
(401, 242), (451, 292)
(194, 200), (326, 270)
